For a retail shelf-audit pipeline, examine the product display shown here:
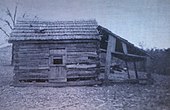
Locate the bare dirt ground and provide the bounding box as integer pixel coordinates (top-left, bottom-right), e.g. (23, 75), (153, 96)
(0, 46), (170, 110)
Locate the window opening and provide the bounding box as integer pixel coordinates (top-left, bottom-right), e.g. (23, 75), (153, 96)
(53, 58), (63, 64)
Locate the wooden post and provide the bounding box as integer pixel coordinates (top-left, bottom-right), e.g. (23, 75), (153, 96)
(11, 44), (14, 65)
(105, 35), (116, 81)
(122, 42), (128, 54)
(125, 61), (130, 79)
(133, 61), (138, 79)
(122, 42), (130, 79)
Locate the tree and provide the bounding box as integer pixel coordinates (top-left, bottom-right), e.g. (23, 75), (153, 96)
(138, 41), (146, 49)
(146, 48), (170, 75)
(0, 4), (18, 38)
(0, 3), (19, 65)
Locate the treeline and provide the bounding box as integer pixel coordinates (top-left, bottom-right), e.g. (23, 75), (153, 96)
(146, 48), (170, 75)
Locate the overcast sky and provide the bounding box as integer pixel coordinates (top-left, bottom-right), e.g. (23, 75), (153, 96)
(0, 0), (170, 49)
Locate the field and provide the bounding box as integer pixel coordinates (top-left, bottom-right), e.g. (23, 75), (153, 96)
(0, 46), (170, 110)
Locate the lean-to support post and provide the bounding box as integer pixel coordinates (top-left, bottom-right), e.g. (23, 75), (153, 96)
(125, 61), (130, 79)
(105, 35), (116, 82)
(122, 42), (130, 79)
(133, 61), (138, 79)
(11, 44), (14, 65)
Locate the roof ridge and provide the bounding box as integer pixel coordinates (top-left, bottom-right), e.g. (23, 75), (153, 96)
(16, 19), (97, 24)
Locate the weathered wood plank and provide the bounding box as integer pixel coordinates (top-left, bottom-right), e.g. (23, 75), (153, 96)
(19, 66), (50, 70)
(15, 63), (48, 66)
(14, 51), (49, 55)
(67, 55), (98, 60)
(14, 69), (49, 73)
(14, 57), (49, 62)
(19, 72), (48, 76)
(105, 35), (116, 81)
(66, 67), (98, 71)
(67, 47), (97, 52)
(122, 42), (128, 54)
(14, 54), (49, 59)
(17, 45), (97, 53)
(18, 48), (49, 51)
(66, 59), (99, 64)
(18, 42), (97, 47)
(67, 52), (97, 56)
(18, 75), (48, 80)
(66, 64), (97, 69)
(67, 74), (97, 79)
(67, 70), (96, 75)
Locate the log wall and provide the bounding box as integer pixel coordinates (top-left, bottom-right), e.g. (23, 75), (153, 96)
(13, 40), (100, 84)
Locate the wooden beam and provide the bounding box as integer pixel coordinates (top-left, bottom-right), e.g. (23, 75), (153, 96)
(125, 61), (130, 79)
(100, 49), (146, 59)
(11, 44), (14, 65)
(133, 61), (138, 79)
(105, 35), (116, 81)
(122, 42), (130, 79)
(122, 42), (128, 54)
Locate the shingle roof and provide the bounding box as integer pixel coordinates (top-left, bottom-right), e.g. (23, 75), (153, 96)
(9, 20), (100, 41)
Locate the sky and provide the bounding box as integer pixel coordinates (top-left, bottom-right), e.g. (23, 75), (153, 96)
(0, 0), (170, 49)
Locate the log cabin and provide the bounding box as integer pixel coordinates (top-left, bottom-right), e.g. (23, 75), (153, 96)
(9, 20), (149, 86)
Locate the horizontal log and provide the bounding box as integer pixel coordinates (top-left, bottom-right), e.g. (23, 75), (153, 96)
(15, 58), (48, 62)
(17, 42), (97, 47)
(14, 69), (49, 73)
(19, 66), (50, 70)
(50, 49), (66, 55)
(18, 48), (49, 51)
(15, 63), (48, 67)
(67, 69), (96, 74)
(18, 46), (49, 50)
(66, 66), (99, 70)
(66, 60), (99, 65)
(16, 53), (49, 56)
(14, 57), (49, 62)
(67, 48), (97, 52)
(14, 54), (49, 59)
(67, 70), (97, 76)
(16, 46), (97, 52)
(14, 51), (49, 54)
(67, 74), (97, 79)
(18, 75), (48, 80)
(67, 52), (97, 56)
(66, 64), (97, 69)
(18, 72), (48, 76)
(67, 56), (98, 60)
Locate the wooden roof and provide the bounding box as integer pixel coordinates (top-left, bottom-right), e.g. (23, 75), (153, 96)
(97, 26), (150, 58)
(9, 20), (100, 41)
